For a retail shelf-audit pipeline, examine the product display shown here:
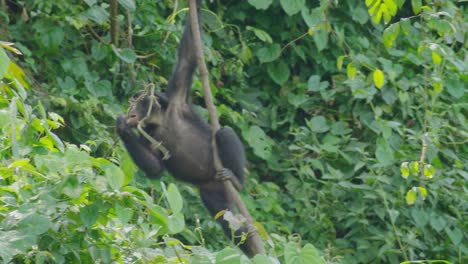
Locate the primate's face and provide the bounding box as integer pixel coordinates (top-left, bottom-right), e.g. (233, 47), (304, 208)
(126, 91), (165, 127)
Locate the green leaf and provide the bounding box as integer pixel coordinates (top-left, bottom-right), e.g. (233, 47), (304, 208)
(431, 51), (442, 65)
(411, 0), (422, 14)
(243, 126), (273, 160)
(118, 0), (135, 11)
(280, 0), (305, 16)
(423, 164), (435, 179)
(445, 227), (463, 245)
(406, 188), (417, 205)
(18, 213), (51, 236)
(166, 183), (183, 214)
(418, 187), (428, 199)
(336, 55), (345, 70)
(167, 213), (185, 234)
(409, 161), (420, 175)
(445, 78), (464, 98)
(112, 46), (137, 63)
(215, 248), (243, 263)
(284, 242), (325, 264)
(267, 61), (290, 85)
(248, 0), (273, 10)
(83, 5), (109, 24)
(105, 164), (126, 190)
(308, 116), (329, 133)
(256, 44), (281, 63)
(375, 137), (394, 165)
(0, 48), (10, 79)
(247, 26), (273, 43)
(115, 204), (133, 223)
(347, 63), (357, 80)
(40, 27), (64, 51)
(80, 204), (99, 227)
(382, 22), (400, 48)
(400, 18), (411, 35)
(400, 162), (410, 178)
(373, 69), (385, 88)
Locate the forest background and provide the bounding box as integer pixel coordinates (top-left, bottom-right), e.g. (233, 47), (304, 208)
(0, 0), (466, 263)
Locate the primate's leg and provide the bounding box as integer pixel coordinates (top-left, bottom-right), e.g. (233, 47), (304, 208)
(117, 116), (164, 178)
(215, 126), (246, 189)
(199, 182), (249, 254)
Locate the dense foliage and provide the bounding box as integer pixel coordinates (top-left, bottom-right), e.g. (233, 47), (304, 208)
(0, 0), (466, 263)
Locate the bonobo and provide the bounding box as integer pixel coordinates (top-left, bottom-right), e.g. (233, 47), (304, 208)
(116, 2), (249, 254)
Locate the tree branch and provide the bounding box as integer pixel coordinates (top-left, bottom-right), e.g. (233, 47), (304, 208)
(188, 0), (265, 257)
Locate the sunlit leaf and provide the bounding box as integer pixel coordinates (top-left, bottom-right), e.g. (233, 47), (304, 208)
(400, 162), (410, 178)
(431, 51), (442, 65)
(409, 161), (420, 175)
(418, 187), (428, 199)
(347, 63), (357, 80)
(406, 188), (417, 205)
(373, 69), (385, 89)
(423, 164), (435, 179)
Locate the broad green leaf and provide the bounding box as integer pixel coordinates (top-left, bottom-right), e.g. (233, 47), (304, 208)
(83, 5), (109, 24)
(307, 75), (320, 92)
(280, 0), (305, 16)
(115, 204), (133, 223)
(445, 227), (463, 245)
(406, 188), (417, 205)
(40, 27), (64, 51)
(431, 51), (442, 65)
(284, 242), (325, 264)
(423, 164), (435, 179)
(0, 48), (10, 79)
(80, 204), (99, 227)
(347, 63), (357, 80)
(382, 22), (400, 48)
(112, 46), (137, 63)
(430, 215), (447, 232)
(256, 44), (281, 63)
(18, 213), (51, 236)
(105, 164), (126, 190)
(373, 69), (385, 88)
(247, 26), (273, 43)
(166, 183), (183, 214)
(375, 137), (394, 165)
(411, 0), (422, 14)
(267, 61), (290, 85)
(445, 78), (464, 98)
(400, 18), (411, 35)
(118, 0), (135, 11)
(215, 248), (243, 263)
(308, 116), (329, 133)
(167, 213), (185, 234)
(243, 126), (273, 160)
(248, 0), (273, 10)
(400, 162), (410, 178)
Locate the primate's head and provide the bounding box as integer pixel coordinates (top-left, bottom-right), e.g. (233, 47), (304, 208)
(126, 91), (168, 127)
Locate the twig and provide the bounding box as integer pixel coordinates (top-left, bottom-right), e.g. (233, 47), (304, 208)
(110, 0), (119, 46)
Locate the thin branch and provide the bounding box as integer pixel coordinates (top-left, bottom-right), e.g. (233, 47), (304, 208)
(110, 0), (119, 46)
(188, 0), (265, 257)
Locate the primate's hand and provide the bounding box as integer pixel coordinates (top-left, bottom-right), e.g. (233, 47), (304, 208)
(116, 116), (132, 137)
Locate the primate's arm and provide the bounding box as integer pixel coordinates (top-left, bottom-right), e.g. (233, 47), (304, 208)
(117, 117), (164, 178)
